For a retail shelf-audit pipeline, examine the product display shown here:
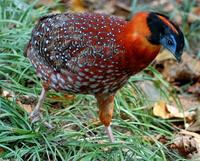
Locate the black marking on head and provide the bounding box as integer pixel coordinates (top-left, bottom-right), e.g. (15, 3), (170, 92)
(147, 12), (184, 60)
(147, 12), (165, 44)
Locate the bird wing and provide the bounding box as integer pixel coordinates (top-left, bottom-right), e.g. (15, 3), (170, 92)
(29, 13), (125, 74)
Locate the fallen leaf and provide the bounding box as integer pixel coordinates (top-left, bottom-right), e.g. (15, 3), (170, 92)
(167, 104), (195, 119)
(2, 90), (10, 97)
(188, 79), (200, 96)
(182, 53), (200, 77)
(172, 130), (200, 158)
(153, 101), (171, 119)
(177, 95), (200, 111)
(63, 94), (75, 100)
(69, 0), (86, 12)
(186, 107), (200, 132)
(160, 52), (199, 84)
(143, 134), (168, 144)
(49, 94), (75, 101)
(17, 101), (32, 113)
(153, 100), (195, 119)
(2, 89), (14, 98)
(155, 52), (200, 85)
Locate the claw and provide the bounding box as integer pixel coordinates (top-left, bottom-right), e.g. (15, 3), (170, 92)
(29, 109), (42, 123)
(30, 109), (54, 129)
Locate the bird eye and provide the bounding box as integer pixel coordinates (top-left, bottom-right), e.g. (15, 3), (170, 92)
(167, 39), (174, 45)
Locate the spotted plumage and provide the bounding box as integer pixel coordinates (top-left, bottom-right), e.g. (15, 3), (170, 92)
(25, 11), (184, 142)
(26, 12), (129, 94)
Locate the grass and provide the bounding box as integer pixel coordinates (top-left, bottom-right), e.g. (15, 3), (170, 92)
(0, 0), (198, 160)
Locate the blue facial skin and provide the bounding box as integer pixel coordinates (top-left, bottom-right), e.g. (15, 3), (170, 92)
(160, 34), (182, 62)
(146, 12), (185, 62)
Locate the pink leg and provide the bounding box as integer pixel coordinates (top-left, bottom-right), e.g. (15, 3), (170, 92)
(30, 87), (53, 129)
(96, 94), (115, 142)
(30, 87), (46, 122)
(105, 125), (115, 142)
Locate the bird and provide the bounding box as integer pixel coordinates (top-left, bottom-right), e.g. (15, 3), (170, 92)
(25, 11), (184, 142)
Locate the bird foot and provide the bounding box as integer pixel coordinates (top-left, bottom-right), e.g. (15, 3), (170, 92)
(105, 126), (115, 142)
(29, 110), (54, 129)
(29, 109), (42, 123)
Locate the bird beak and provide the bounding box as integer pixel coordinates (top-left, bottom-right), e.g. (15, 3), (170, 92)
(160, 36), (182, 63)
(166, 49), (182, 63)
(174, 52), (181, 62)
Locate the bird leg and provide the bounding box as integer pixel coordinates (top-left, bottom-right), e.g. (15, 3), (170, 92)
(96, 94), (115, 142)
(30, 87), (53, 129)
(29, 87), (50, 125)
(105, 125), (115, 143)
(30, 87), (46, 122)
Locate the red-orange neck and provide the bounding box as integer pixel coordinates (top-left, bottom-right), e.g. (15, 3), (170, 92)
(117, 12), (161, 74)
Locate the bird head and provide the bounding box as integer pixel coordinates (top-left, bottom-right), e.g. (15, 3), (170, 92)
(146, 12), (184, 62)
(125, 12), (185, 62)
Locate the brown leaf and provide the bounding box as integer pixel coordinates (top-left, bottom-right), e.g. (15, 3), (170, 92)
(153, 100), (195, 119)
(159, 52), (199, 84)
(2, 89), (14, 98)
(143, 134), (168, 144)
(188, 79), (200, 96)
(153, 101), (171, 119)
(69, 0), (86, 12)
(17, 101), (32, 113)
(177, 95), (200, 111)
(167, 104), (195, 119)
(172, 130), (200, 158)
(182, 53), (200, 77)
(49, 94), (75, 101)
(186, 107), (200, 132)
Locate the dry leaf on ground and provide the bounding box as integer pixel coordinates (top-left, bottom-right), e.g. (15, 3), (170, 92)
(69, 0), (86, 12)
(1, 89), (14, 98)
(188, 79), (200, 96)
(49, 94), (75, 101)
(155, 52), (200, 84)
(143, 130), (200, 159)
(176, 95), (200, 111)
(153, 100), (195, 120)
(186, 107), (200, 132)
(143, 134), (168, 144)
(172, 130), (200, 158)
(16, 101), (32, 113)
